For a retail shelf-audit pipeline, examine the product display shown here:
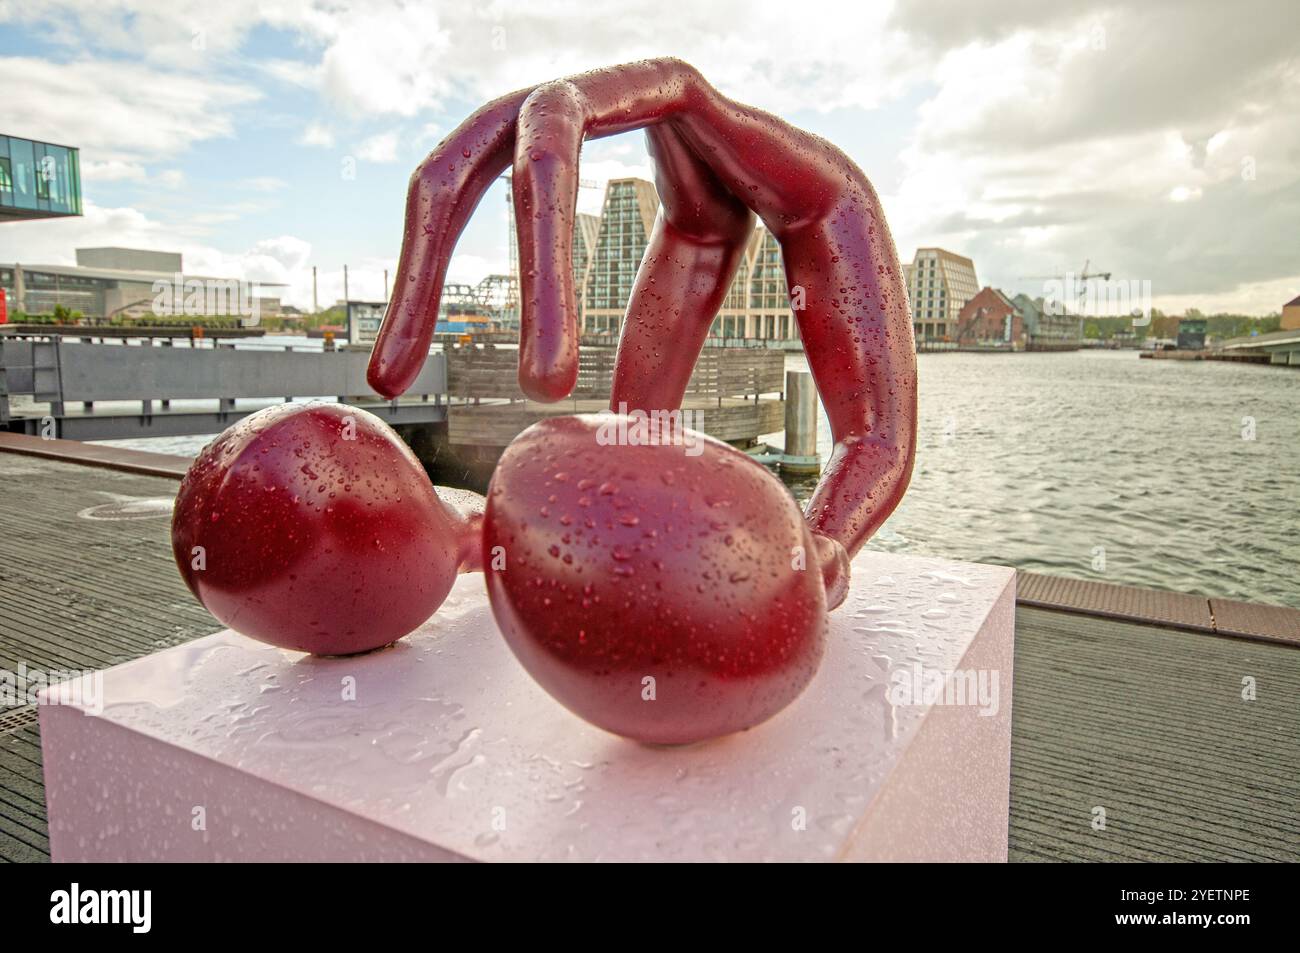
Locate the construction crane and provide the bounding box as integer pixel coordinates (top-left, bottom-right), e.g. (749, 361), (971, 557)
(1019, 260), (1112, 312)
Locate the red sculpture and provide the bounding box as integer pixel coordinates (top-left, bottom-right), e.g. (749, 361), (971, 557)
(172, 404), (476, 656)
(174, 60), (915, 744)
(484, 415), (829, 744)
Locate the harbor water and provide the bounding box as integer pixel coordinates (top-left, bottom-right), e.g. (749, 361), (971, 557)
(102, 345), (1300, 608)
(791, 349), (1300, 608)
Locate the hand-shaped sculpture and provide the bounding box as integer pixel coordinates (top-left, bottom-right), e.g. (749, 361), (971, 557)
(371, 58), (915, 603)
(175, 59), (915, 745)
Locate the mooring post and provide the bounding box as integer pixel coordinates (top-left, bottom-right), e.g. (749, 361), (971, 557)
(781, 369), (820, 476)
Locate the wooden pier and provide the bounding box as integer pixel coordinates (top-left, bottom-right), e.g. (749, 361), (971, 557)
(444, 343), (785, 445)
(0, 324), (267, 341)
(1, 437), (1297, 862)
(428, 344), (786, 485)
(2, 336), (787, 491)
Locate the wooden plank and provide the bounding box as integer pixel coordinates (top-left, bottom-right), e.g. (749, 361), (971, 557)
(0, 457), (224, 862)
(0, 431), (191, 480)
(1019, 569), (1300, 647)
(0, 727), (48, 861)
(0, 468), (220, 655)
(1017, 569), (1215, 631)
(1008, 606), (1300, 862)
(1210, 598), (1300, 646)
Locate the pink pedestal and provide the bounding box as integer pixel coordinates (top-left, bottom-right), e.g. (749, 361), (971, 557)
(40, 553), (1015, 862)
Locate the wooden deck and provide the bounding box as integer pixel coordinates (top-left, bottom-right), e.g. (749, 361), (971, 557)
(1, 448), (1297, 862)
(0, 452), (218, 862)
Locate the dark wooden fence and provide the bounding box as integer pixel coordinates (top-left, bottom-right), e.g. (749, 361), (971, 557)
(446, 344), (784, 403)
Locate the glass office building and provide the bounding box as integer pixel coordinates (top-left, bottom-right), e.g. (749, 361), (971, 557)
(0, 135), (83, 221)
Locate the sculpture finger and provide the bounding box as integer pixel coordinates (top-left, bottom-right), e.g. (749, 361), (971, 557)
(368, 89), (530, 399)
(512, 81), (588, 402)
(610, 122), (754, 412)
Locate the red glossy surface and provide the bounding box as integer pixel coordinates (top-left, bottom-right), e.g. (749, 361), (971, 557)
(484, 415), (826, 745)
(364, 59), (917, 741)
(172, 403), (468, 656)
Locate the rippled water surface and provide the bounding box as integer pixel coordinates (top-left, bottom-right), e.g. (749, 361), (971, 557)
(783, 350), (1300, 607)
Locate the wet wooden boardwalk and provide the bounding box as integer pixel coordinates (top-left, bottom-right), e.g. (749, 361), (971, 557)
(1, 449), (1297, 862)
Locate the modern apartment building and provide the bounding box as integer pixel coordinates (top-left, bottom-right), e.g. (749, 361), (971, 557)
(711, 228), (795, 340)
(582, 178), (659, 334)
(741, 228), (797, 341)
(905, 248), (979, 342)
(576, 177), (802, 342)
(577, 179), (994, 346)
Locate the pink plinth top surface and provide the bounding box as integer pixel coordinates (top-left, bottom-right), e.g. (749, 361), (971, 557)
(49, 552), (1014, 861)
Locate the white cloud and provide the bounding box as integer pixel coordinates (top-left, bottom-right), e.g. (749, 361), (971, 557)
(3, 0), (915, 119)
(881, 0), (1300, 310)
(355, 131), (400, 163)
(0, 202), (183, 265)
(301, 2), (453, 118)
(445, 253), (506, 288)
(80, 159), (147, 183)
(0, 56), (259, 165)
(298, 121), (336, 148)
(239, 176), (289, 192)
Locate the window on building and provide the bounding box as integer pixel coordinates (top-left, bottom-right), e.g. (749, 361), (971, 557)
(5, 137), (36, 210)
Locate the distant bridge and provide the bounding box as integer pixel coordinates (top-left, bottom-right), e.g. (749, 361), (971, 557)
(1218, 327), (1300, 366)
(0, 335), (447, 440)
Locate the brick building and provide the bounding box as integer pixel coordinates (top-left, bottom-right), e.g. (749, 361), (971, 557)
(956, 287), (1021, 346)
(956, 287), (1083, 350)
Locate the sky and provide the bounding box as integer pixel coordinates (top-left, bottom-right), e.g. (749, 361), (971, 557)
(1, 0), (1297, 315)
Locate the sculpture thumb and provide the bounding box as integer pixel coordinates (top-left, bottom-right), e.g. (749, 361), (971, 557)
(813, 530), (851, 611)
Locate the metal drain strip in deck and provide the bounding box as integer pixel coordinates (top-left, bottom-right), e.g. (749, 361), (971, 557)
(0, 706), (38, 736)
